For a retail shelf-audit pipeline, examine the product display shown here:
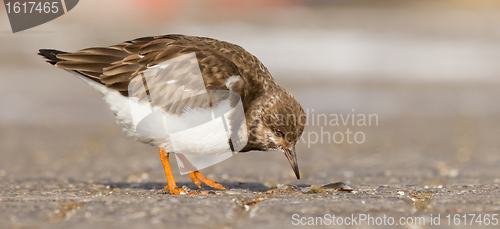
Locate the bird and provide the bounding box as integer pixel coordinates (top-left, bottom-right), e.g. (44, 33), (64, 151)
(38, 34), (306, 194)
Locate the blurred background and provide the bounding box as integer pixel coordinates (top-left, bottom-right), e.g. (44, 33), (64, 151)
(1, 0), (500, 187)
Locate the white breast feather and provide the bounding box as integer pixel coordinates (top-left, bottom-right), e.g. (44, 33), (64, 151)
(70, 71), (238, 155)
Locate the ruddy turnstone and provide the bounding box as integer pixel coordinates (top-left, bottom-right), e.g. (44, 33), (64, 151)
(39, 34), (306, 194)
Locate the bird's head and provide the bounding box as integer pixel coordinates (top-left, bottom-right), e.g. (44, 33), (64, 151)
(245, 86), (306, 179)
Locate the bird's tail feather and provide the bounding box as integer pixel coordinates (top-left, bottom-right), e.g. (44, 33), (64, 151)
(38, 49), (105, 85)
(38, 49), (69, 65)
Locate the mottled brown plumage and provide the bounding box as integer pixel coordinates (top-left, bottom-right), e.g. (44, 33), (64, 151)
(39, 34), (306, 192)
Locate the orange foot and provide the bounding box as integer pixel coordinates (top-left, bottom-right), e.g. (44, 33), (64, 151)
(189, 171), (226, 190)
(158, 148), (197, 195)
(162, 186), (197, 195)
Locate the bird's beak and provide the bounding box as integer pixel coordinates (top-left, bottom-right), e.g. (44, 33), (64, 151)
(283, 146), (300, 179)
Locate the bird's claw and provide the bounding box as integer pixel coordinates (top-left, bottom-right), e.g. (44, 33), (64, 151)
(189, 171), (227, 190)
(163, 186), (198, 195)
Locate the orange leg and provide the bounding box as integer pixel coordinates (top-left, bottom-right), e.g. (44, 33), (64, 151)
(159, 148), (195, 194)
(189, 171), (226, 190)
(189, 172), (203, 189)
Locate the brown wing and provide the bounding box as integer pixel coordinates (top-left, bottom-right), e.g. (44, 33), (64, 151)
(51, 35), (270, 113)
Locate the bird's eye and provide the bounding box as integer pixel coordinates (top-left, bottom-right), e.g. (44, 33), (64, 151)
(274, 129), (284, 138)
